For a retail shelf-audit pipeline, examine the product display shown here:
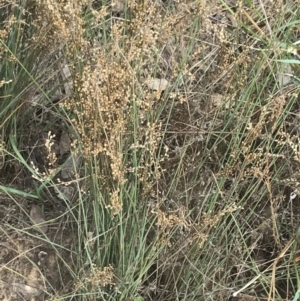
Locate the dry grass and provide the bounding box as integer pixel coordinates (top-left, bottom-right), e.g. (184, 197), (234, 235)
(1, 0), (300, 300)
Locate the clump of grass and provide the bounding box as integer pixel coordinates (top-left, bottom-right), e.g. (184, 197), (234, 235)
(1, 0), (300, 301)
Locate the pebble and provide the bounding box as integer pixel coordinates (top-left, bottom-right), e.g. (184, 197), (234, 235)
(30, 205), (48, 233)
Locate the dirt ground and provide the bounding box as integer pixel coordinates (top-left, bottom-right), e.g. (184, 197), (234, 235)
(0, 191), (76, 300)
(0, 192), (75, 301)
(0, 124), (78, 301)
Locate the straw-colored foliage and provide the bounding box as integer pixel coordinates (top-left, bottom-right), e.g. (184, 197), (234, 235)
(1, 0), (300, 300)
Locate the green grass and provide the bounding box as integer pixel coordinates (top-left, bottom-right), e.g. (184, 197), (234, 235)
(1, 1), (300, 301)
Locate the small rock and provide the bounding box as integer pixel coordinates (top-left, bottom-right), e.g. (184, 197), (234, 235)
(30, 205), (48, 233)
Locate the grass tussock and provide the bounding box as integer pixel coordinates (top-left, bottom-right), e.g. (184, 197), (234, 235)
(1, 0), (300, 301)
